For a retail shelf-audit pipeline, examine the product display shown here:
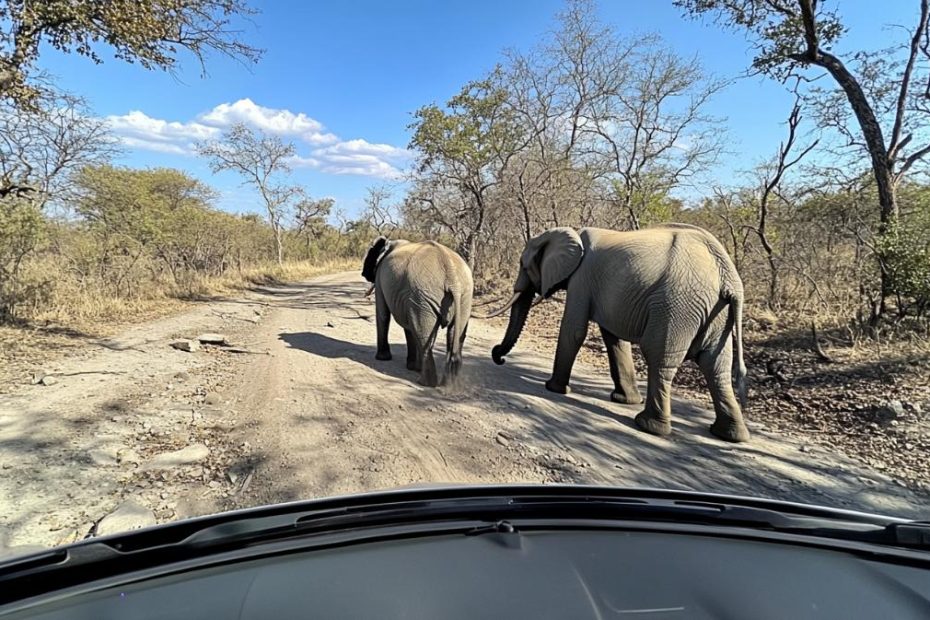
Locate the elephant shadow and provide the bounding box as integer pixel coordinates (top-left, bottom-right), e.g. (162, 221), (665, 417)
(279, 331), (425, 385)
(465, 354), (676, 434)
(279, 330), (652, 434)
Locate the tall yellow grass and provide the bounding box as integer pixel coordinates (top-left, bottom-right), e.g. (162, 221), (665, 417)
(29, 258), (357, 331)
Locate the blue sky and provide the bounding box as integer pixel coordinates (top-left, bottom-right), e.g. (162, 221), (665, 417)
(37, 0), (918, 218)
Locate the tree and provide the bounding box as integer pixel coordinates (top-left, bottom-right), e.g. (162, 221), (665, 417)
(550, 0), (725, 229)
(676, 0), (930, 316)
(0, 193), (44, 319)
(294, 196), (333, 256)
(408, 70), (527, 269)
(748, 91), (819, 308)
(0, 91), (117, 204)
(0, 90), (115, 317)
(72, 165), (276, 294)
(197, 123), (302, 264)
(0, 0), (262, 109)
(361, 185), (401, 235)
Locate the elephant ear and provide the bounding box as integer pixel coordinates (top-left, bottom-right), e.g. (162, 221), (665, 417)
(522, 228), (584, 297)
(361, 236), (388, 283)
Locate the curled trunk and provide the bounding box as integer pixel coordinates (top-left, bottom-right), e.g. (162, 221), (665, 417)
(491, 290), (535, 365)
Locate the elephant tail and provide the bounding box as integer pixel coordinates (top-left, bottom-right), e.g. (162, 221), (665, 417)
(728, 291), (748, 408)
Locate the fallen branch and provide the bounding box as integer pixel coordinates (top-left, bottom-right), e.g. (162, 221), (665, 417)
(210, 310), (257, 322)
(223, 347), (270, 355)
(811, 321), (835, 363)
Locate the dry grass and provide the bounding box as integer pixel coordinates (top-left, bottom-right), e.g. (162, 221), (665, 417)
(205, 258), (357, 293)
(0, 258), (357, 389)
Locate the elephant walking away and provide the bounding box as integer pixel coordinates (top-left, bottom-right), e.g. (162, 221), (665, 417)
(362, 237), (473, 387)
(484, 224), (750, 443)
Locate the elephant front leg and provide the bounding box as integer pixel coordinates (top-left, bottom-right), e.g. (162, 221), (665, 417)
(634, 364), (678, 437)
(404, 328), (421, 371)
(545, 299), (589, 395)
(374, 291), (392, 361)
(599, 326), (643, 405)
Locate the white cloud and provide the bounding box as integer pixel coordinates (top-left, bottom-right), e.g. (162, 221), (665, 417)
(198, 98), (338, 145)
(307, 139), (411, 178)
(289, 155), (321, 168)
(106, 99), (410, 180)
(105, 110), (219, 155)
(117, 136), (192, 156)
(315, 139), (409, 159)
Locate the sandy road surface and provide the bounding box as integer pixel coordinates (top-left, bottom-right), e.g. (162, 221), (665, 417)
(229, 272), (928, 516)
(1, 271), (926, 554)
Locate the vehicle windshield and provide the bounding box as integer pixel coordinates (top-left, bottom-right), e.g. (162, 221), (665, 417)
(0, 0), (927, 561)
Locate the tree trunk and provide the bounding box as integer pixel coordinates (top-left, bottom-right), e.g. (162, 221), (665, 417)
(795, 49), (899, 319)
(273, 224), (284, 265)
(462, 232), (478, 272)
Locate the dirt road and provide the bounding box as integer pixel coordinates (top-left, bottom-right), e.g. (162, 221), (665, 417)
(1, 271), (926, 554)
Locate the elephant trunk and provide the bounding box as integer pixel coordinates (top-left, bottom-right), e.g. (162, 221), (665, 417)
(491, 290), (535, 365)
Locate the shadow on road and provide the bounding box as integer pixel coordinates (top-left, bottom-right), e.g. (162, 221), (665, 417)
(265, 274), (930, 518)
(280, 331), (420, 385)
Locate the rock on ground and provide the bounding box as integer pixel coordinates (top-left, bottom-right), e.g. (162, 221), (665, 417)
(196, 333), (229, 345)
(170, 339), (200, 352)
(95, 499), (156, 537)
(143, 444), (210, 470)
(88, 446), (120, 467)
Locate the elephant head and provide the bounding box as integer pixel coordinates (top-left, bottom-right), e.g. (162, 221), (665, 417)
(363, 235), (410, 282)
(487, 228), (584, 365)
(362, 236), (389, 283)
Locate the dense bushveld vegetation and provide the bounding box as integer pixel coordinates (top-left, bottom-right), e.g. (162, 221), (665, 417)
(2, 0), (930, 341)
(403, 0), (930, 335)
(0, 157), (391, 323)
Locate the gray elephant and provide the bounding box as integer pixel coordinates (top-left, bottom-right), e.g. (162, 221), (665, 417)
(484, 224), (750, 442)
(362, 237), (473, 387)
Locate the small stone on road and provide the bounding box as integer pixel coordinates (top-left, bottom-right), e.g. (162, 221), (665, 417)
(196, 333), (228, 345)
(170, 339), (200, 352)
(143, 444), (210, 470)
(95, 499), (156, 536)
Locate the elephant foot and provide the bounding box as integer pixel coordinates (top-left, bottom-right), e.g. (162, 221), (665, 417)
(418, 369), (439, 388)
(610, 390), (643, 405)
(710, 419), (751, 443)
(418, 377), (439, 388)
(545, 379), (570, 395)
(375, 350), (392, 361)
(406, 361), (421, 371)
(634, 411), (672, 437)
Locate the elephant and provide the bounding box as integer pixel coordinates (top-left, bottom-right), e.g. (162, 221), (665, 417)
(362, 237), (473, 387)
(485, 224), (750, 442)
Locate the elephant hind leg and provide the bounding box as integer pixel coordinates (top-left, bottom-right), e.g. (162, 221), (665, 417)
(404, 328), (421, 372)
(410, 313), (441, 387)
(634, 363), (678, 437)
(697, 342), (751, 443)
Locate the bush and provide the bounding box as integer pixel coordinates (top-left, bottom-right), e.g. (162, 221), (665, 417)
(0, 165), (353, 325)
(880, 224), (930, 317)
(0, 196), (47, 320)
